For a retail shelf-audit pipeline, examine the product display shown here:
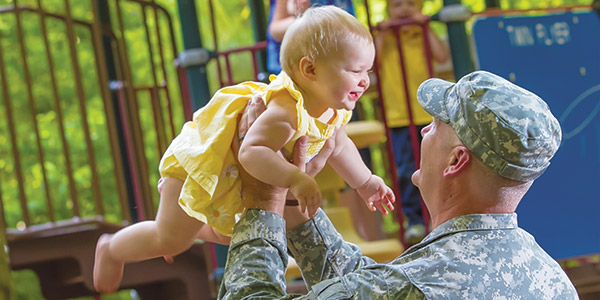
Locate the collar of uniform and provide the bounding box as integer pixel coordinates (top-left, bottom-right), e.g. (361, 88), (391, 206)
(406, 213), (518, 252)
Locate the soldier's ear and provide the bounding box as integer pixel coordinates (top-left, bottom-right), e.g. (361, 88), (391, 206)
(443, 146), (471, 178)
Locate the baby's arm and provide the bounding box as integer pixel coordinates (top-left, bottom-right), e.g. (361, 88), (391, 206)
(327, 126), (395, 214)
(238, 95), (321, 215)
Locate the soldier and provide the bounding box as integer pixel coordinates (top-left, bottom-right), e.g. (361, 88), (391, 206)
(218, 71), (578, 299)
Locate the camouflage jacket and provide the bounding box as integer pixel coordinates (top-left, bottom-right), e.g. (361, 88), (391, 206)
(218, 209), (578, 299)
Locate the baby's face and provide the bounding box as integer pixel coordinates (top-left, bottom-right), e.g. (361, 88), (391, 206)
(311, 42), (375, 112)
(388, 0), (420, 20)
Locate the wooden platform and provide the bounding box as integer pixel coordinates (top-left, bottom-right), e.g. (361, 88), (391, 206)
(7, 218), (214, 300)
(561, 254), (600, 300)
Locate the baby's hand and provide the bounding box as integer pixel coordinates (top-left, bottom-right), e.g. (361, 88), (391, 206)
(289, 172), (322, 216)
(379, 19), (392, 31)
(356, 175), (395, 215)
(412, 12), (429, 24)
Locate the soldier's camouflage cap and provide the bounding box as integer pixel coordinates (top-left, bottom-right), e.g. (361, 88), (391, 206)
(416, 70), (562, 182)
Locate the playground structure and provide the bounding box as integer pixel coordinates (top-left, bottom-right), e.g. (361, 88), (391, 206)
(0, 0), (599, 299)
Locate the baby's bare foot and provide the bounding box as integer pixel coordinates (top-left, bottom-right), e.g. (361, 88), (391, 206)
(93, 234), (123, 294)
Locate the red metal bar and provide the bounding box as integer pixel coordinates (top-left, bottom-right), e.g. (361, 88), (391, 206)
(420, 22), (435, 78)
(251, 50), (259, 81)
(150, 1), (176, 140)
(208, 243), (219, 271)
(149, 87), (166, 157)
(224, 53), (234, 86)
(115, 0), (155, 219)
(419, 23), (434, 230)
(90, 0), (131, 222)
(115, 84), (146, 222)
(391, 26), (430, 234)
(417, 22), (434, 229)
(211, 41), (268, 87)
(217, 41), (267, 56)
(216, 41), (268, 86)
(149, 1), (187, 131)
(177, 65), (193, 120)
(140, 6), (168, 155)
(388, 20), (435, 233)
(392, 27), (421, 170)
(371, 17), (420, 31)
(362, 0), (406, 246)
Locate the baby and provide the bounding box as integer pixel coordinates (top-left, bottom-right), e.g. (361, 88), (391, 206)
(94, 5), (395, 293)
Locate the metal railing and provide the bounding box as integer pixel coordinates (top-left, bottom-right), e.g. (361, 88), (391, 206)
(362, 0), (437, 246)
(0, 0), (185, 234)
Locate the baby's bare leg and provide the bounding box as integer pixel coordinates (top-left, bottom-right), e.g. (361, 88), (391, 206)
(93, 177), (203, 293)
(195, 224), (231, 245)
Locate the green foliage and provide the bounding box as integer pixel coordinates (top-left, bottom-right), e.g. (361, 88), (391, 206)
(0, 5), (122, 228)
(0, 0), (190, 298)
(11, 270), (134, 300)
(0, 0), (595, 299)
(0, 229), (12, 300)
(193, 0), (265, 91)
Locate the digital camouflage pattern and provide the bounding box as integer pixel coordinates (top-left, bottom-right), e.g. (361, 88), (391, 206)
(417, 70), (562, 182)
(218, 209), (578, 299)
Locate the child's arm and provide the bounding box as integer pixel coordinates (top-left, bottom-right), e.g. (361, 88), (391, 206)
(327, 126), (395, 214)
(412, 12), (449, 64)
(374, 28), (385, 68)
(269, 0), (295, 42)
(269, 0), (309, 42)
(238, 95), (321, 215)
(426, 26), (449, 63)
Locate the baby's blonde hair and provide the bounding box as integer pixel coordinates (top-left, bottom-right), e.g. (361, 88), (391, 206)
(280, 5), (373, 74)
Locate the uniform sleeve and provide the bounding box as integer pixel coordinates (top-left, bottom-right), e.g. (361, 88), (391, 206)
(287, 209), (424, 299)
(217, 209), (297, 300)
(218, 209), (424, 300)
(287, 209), (376, 286)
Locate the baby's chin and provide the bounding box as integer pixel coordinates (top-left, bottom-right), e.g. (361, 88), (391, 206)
(341, 102), (356, 111)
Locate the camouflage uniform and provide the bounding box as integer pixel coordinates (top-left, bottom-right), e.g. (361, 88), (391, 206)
(218, 71), (578, 299)
(218, 209), (577, 299)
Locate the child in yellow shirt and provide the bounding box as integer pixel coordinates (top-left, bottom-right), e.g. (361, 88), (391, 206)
(375, 0), (448, 244)
(93, 6), (395, 293)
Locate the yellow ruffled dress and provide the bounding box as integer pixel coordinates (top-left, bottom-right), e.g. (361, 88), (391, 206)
(158, 72), (352, 236)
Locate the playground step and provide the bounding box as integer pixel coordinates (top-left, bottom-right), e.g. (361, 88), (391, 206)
(7, 218), (214, 300)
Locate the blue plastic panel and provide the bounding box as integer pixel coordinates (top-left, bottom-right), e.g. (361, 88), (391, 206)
(472, 11), (600, 259)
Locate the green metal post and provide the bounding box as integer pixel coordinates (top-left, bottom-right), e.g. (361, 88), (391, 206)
(443, 0), (475, 79)
(248, 0), (268, 75)
(485, 0), (500, 9)
(176, 0), (229, 274)
(177, 0), (212, 110)
(96, 0), (139, 223)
